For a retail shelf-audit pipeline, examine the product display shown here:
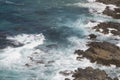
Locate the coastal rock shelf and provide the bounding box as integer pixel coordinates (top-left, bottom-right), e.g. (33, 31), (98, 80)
(69, 0), (120, 80)
(103, 7), (120, 19)
(72, 67), (118, 80)
(93, 22), (120, 36)
(75, 42), (120, 67)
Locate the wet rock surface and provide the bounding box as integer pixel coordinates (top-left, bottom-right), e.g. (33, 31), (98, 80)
(88, 34), (97, 39)
(72, 67), (118, 80)
(93, 22), (120, 36)
(75, 42), (120, 67)
(96, 0), (120, 19)
(103, 7), (120, 19)
(65, 78), (70, 80)
(72, 0), (120, 80)
(96, 0), (120, 6)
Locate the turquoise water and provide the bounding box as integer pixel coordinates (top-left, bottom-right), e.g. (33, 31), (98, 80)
(0, 0), (102, 80)
(0, 0), (93, 47)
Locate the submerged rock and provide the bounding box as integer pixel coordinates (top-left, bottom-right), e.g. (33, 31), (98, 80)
(0, 39), (23, 49)
(46, 44), (58, 49)
(25, 63), (31, 67)
(75, 42), (120, 67)
(93, 22), (120, 36)
(72, 67), (118, 80)
(0, 31), (23, 49)
(48, 60), (55, 64)
(65, 78), (70, 80)
(36, 60), (44, 64)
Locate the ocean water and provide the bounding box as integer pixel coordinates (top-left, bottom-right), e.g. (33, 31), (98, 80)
(0, 0), (120, 80)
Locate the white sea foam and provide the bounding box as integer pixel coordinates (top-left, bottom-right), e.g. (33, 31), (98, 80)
(64, 1), (120, 80)
(67, 1), (118, 18)
(67, 2), (106, 14)
(65, 17), (120, 79)
(0, 33), (45, 68)
(51, 34), (120, 79)
(7, 34), (45, 48)
(84, 21), (101, 28)
(107, 4), (118, 10)
(67, 36), (89, 51)
(0, 2), (120, 80)
(1, 23), (120, 80)
(5, 0), (24, 5)
(87, 0), (96, 2)
(117, 43), (120, 47)
(52, 51), (120, 80)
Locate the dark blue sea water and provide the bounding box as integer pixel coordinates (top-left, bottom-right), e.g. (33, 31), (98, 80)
(0, 0), (103, 80)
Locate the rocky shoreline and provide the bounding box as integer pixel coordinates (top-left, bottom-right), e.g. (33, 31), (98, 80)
(97, 0), (120, 19)
(0, 0), (120, 80)
(75, 41), (120, 67)
(93, 22), (120, 36)
(64, 67), (118, 80)
(72, 67), (118, 80)
(103, 7), (120, 19)
(67, 0), (120, 80)
(96, 0), (120, 6)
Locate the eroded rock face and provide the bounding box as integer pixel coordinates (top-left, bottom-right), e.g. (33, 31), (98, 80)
(72, 67), (118, 80)
(103, 7), (120, 19)
(75, 42), (120, 67)
(93, 22), (120, 36)
(96, 0), (120, 6)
